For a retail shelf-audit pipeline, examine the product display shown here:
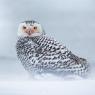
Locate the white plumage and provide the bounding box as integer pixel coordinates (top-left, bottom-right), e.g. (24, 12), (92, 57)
(16, 20), (89, 78)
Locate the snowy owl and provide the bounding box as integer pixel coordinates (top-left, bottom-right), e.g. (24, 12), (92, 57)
(16, 20), (89, 78)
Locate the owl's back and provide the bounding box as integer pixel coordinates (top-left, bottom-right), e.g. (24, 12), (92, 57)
(16, 36), (89, 77)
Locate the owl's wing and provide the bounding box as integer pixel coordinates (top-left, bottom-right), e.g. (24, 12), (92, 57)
(30, 36), (89, 76)
(34, 36), (79, 71)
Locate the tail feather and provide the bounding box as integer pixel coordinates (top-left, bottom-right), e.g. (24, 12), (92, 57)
(73, 58), (90, 77)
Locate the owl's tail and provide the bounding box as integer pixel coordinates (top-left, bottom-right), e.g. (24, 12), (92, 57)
(73, 57), (90, 77)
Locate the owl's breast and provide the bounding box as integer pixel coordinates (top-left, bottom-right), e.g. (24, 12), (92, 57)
(16, 38), (37, 60)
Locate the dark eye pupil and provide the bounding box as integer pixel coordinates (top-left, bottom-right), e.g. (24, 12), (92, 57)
(34, 26), (37, 29)
(23, 26), (26, 29)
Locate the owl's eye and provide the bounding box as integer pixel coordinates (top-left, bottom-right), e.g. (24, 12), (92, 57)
(34, 26), (37, 29)
(23, 26), (27, 29)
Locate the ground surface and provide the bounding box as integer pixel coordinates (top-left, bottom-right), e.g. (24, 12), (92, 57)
(0, 58), (95, 95)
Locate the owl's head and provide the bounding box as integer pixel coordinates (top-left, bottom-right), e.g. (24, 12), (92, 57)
(18, 20), (45, 37)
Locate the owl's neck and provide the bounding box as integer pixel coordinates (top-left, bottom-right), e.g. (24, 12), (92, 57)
(31, 35), (46, 46)
(17, 35), (46, 45)
(17, 37), (31, 44)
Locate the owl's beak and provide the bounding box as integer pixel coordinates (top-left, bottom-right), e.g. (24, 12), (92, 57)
(26, 28), (35, 35)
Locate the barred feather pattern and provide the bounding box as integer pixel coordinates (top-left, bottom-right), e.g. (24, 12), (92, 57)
(16, 35), (89, 77)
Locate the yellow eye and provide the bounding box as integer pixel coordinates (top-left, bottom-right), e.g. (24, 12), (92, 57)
(23, 26), (27, 29)
(33, 26), (37, 29)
